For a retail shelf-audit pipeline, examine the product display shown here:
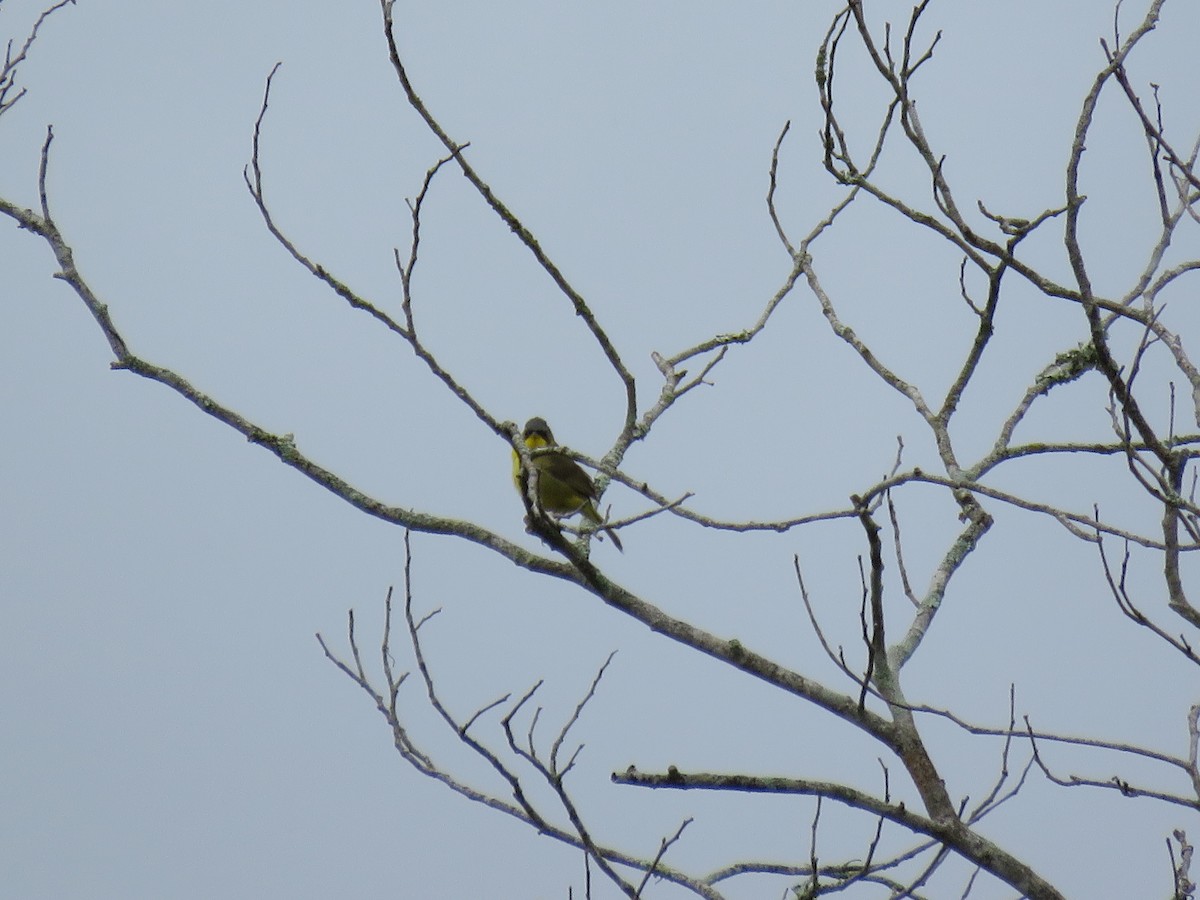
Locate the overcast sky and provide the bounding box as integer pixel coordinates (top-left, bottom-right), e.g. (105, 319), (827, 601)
(3, 1), (1200, 897)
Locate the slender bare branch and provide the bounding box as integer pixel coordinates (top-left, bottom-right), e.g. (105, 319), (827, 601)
(0, 0), (74, 118)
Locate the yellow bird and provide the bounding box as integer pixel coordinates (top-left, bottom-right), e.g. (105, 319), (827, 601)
(512, 417), (623, 551)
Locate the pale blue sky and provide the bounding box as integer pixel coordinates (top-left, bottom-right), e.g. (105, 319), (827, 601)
(3, 1), (1199, 897)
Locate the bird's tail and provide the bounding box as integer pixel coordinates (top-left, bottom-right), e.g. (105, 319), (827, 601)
(583, 501), (624, 552)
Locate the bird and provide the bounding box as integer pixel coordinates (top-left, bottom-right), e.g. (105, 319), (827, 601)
(512, 417), (623, 551)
